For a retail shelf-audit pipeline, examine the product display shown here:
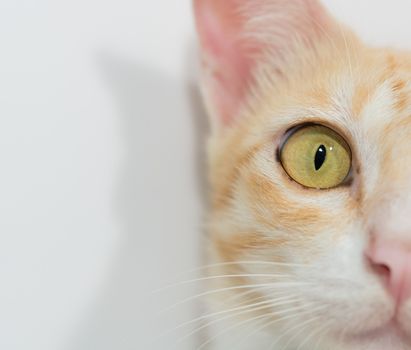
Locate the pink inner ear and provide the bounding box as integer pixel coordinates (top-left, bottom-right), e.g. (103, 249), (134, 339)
(194, 0), (332, 127)
(195, 0), (256, 126)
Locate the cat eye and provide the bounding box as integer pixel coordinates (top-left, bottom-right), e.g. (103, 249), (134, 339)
(279, 124), (351, 189)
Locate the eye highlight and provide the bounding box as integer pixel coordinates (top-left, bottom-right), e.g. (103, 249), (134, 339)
(279, 124), (352, 189)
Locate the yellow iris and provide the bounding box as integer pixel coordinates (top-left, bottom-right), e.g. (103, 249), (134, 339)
(280, 124), (351, 189)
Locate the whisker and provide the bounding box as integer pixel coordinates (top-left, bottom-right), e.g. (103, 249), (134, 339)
(204, 280), (304, 309)
(296, 319), (333, 350)
(231, 301), (320, 347)
(173, 299), (311, 347)
(313, 321), (333, 350)
(214, 285), (271, 307)
(337, 21), (354, 83)
(268, 304), (326, 350)
(151, 260), (309, 292)
(158, 281), (313, 314)
(162, 294), (301, 342)
(279, 314), (323, 350)
(153, 273), (291, 294)
(196, 300), (320, 350)
(227, 288), (291, 308)
(195, 313), (273, 350)
(213, 287), (295, 311)
(163, 294), (297, 336)
(309, 11), (339, 54)
(337, 319), (351, 346)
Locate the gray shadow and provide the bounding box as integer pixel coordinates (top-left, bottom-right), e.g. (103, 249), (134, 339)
(66, 50), (209, 350)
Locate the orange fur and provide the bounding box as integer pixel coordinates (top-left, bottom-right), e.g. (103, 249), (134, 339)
(195, 1), (411, 349)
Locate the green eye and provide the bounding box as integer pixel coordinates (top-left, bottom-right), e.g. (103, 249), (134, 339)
(280, 124), (352, 189)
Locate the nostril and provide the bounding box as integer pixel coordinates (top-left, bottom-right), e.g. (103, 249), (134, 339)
(366, 255), (391, 283)
(372, 262), (391, 278)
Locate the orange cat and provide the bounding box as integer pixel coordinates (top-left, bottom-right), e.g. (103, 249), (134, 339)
(193, 0), (411, 349)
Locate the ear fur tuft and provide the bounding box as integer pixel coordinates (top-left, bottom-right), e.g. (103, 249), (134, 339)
(193, 0), (335, 129)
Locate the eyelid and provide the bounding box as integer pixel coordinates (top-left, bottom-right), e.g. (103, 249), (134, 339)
(278, 124), (309, 151)
(278, 122), (352, 155)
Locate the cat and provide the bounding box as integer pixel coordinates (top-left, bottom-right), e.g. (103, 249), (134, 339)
(193, 0), (411, 349)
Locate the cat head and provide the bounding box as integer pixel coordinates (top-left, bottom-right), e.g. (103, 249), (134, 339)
(194, 0), (411, 348)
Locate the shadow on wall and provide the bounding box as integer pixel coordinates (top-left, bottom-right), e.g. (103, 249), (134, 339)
(67, 49), (209, 350)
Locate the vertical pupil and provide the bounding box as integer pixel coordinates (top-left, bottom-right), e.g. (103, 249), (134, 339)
(314, 145), (326, 171)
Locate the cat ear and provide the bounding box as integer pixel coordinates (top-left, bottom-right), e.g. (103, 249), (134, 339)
(194, 0), (334, 128)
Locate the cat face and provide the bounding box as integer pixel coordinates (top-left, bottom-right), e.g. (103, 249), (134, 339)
(194, 0), (411, 349)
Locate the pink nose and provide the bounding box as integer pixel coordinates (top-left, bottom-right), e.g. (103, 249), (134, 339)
(367, 238), (411, 304)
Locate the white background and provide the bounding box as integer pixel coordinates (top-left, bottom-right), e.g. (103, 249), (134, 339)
(0, 1), (410, 349)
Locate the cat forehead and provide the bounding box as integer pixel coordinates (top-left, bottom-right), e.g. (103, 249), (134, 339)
(341, 51), (411, 130)
(254, 49), (411, 146)
(320, 50), (411, 160)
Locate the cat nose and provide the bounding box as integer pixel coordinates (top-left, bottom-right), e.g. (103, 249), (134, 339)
(366, 238), (411, 304)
